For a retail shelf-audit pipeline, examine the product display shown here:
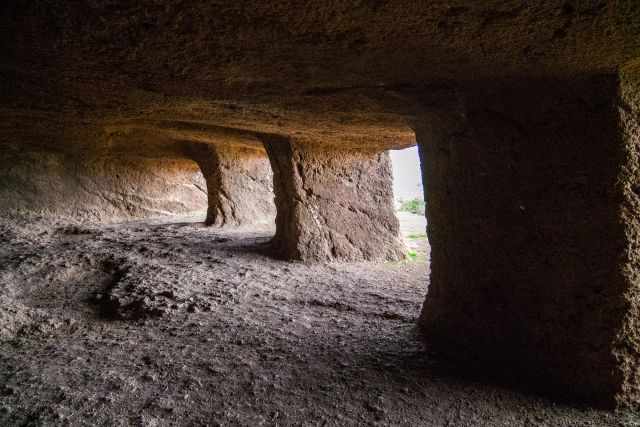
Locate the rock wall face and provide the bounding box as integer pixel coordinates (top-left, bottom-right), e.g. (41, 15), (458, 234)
(0, 0), (639, 411)
(263, 137), (405, 262)
(619, 65), (640, 410)
(186, 143), (275, 228)
(0, 147), (207, 224)
(415, 74), (640, 408)
(3, 1), (639, 105)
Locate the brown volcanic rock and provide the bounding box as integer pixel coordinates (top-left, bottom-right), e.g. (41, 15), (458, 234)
(416, 72), (640, 409)
(4, 2), (640, 97)
(2, 1), (639, 154)
(0, 145), (207, 224)
(264, 136), (405, 262)
(1, 0), (640, 412)
(186, 142), (275, 228)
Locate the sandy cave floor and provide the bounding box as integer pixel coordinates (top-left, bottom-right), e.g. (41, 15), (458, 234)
(0, 214), (638, 427)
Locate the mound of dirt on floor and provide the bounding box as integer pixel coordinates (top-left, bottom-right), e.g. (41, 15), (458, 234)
(91, 256), (229, 321)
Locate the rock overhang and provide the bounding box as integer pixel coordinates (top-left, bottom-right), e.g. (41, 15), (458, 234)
(3, 1), (639, 153)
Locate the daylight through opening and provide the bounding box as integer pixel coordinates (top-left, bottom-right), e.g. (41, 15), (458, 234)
(390, 145), (429, 266)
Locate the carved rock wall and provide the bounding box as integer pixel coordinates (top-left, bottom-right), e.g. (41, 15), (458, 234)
(416, 74), (640, 408)
(0, 146), (207, 223)
(186, 143), (275, 227)
(263, 137), (405, 262)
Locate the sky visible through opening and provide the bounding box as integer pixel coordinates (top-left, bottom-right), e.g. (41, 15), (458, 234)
(390, 146), (423, 203)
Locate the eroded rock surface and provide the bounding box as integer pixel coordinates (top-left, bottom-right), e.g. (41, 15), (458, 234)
(0, 218), (637, 426)
(415, 73), (640, 409)
(0, 146), (207, 223)
(186, 143), (275, 228)
(264, 137), (405, 262)
(1, 0), (640, 413)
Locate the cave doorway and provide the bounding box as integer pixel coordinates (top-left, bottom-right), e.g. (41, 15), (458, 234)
(389, 145), (429, 263)
(187, 142), (277, 231)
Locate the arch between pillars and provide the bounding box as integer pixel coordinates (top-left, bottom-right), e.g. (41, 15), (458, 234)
(185, 142), (276, 228)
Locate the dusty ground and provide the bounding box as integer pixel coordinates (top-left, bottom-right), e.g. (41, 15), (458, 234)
(0, 214), (637, 426)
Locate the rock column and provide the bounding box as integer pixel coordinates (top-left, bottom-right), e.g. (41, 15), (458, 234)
(187, 143), (276, 227)
(262, 136), (405, 262)
(415, 73), (640, 408)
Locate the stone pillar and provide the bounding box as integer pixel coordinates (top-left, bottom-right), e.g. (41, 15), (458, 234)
(186, 143), (275, 227)
(415, 73), (640, 408)
(261, 136), (405, 262)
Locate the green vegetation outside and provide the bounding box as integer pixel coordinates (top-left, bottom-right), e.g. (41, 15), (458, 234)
(398, 197), (425, 216)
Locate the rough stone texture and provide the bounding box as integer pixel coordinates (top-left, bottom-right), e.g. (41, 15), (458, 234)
(263, 137), (405, 262)
(4, 2), (639, 154)
(619, 65), (640, 411)
(186, 143), (275, 227)
(415, 73), (640, 409)
(1, 0), (640, 411)
(0, 145), (207, 224)
(2, 219), (636, 426)
(4, 2), (640, 96)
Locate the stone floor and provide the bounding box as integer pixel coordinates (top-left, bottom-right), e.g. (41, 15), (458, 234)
(0, 215), (636, 426)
